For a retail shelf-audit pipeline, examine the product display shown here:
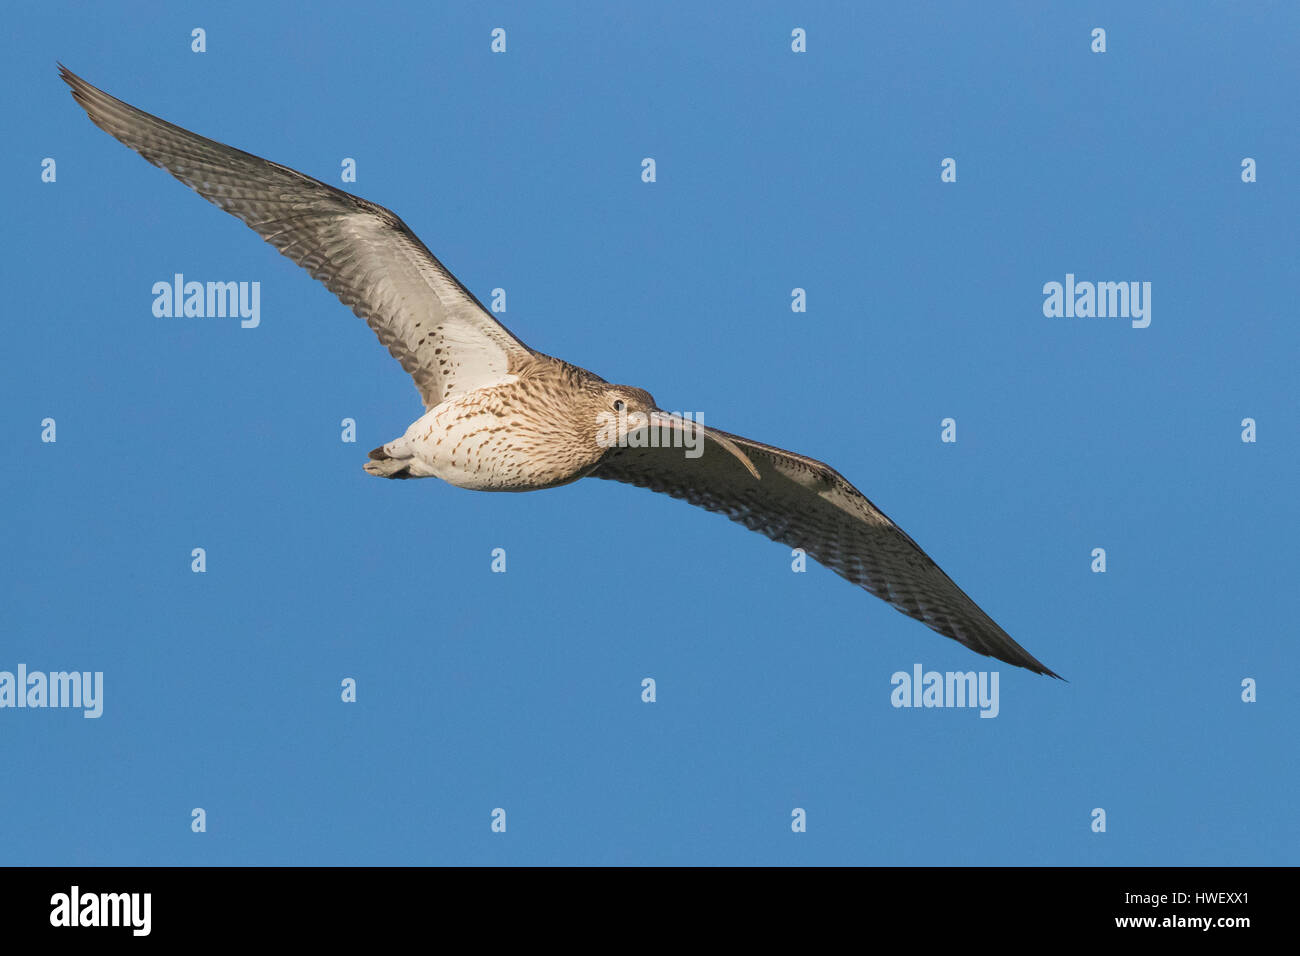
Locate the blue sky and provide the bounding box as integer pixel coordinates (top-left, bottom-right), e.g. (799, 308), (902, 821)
(2, 1), (1295, 865)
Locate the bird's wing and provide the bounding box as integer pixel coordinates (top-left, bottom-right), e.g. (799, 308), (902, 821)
(592, 426), (1059, 676)
(60, 65), (532, 409)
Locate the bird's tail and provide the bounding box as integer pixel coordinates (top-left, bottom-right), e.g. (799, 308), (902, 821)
(363, 445), (414, 479)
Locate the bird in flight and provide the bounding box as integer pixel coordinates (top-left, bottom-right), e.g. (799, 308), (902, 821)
(60, 66), (1060, 677)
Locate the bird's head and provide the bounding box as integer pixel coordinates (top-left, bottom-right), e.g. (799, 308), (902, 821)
(589, 383), (760, 479)
(600, 385), (658, 429)
(589, 384), (657, 450)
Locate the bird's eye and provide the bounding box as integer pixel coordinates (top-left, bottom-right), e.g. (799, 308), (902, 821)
(613, 399), (626, 412)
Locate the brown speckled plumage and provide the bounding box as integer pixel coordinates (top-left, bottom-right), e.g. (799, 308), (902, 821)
(61, 66), (1059, 677)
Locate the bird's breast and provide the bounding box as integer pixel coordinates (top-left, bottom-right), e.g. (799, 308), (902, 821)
(404, 379), (596, 492)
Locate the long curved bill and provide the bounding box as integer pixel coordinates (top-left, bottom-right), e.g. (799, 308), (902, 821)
(647, 411), (761, 480)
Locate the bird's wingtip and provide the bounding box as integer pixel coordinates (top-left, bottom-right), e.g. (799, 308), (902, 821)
(1032, 660), (1066, 681)
(57, 63), (89, 97)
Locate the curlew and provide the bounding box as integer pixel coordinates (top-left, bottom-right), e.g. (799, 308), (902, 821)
(60, 66), (1060, 677)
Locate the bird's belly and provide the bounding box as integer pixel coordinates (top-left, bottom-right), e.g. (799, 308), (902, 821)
(403, 400), (582, 492)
